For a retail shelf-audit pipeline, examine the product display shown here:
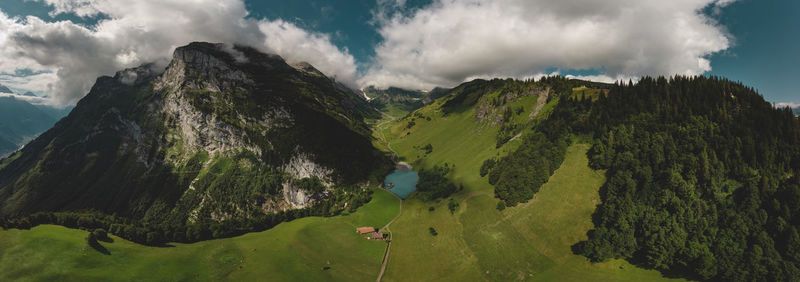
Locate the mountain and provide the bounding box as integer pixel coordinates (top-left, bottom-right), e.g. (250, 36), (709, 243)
(0, 96), (65, 157)
(363, 86), (452, 118)
(363, 86), (428, 115)
(0, 85), (13, 94)
(21, 91), (36, 97)
(0, 42), (391, 243)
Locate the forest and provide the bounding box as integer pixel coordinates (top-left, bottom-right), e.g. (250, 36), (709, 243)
(0, 182), (373, 246)
(484, 76), (594, 206)
(489, 75), (800, 281)
(574, 76), (800, 281)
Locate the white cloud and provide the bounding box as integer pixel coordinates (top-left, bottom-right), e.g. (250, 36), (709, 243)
(775, 102), (800, 109)
(0, 71), (58, 95)
(0, 93), (50, 105)
(361, 0), (734, 90)
(564, 74), (618, 84)
(258, 19), (358, 87)
(0, 0), (358, 106)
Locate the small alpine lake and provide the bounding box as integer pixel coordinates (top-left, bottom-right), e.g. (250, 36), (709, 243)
(384, 168), (418, 199)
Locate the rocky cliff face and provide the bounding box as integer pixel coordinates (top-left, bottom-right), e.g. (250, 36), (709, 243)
(0, 42), (390, 225)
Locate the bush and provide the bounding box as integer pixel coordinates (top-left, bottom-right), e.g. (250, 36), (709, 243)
(496, 201), (506, 211)
(480, 158), (496, 177)
(93, 228), (109, 241)
(422, 144), (433, 154)
(447, 199), (459, 214)
(428, 227), (438, 236)
(87, 232), (97, 244)
(416, 164), (458, 200)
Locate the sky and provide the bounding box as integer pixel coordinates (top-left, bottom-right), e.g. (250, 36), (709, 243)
(0, 0), (796, 107)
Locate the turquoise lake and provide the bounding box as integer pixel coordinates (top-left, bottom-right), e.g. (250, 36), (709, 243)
(384, 169), (419, 199)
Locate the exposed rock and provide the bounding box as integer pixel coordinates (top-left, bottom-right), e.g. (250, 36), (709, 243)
(396, 162), (413, 171)
(283, 151), (333, 182)
(161, 91), (261, 157)
(282, 182), (317, 209)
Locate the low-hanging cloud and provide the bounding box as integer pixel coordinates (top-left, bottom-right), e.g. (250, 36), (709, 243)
(775, 102), (800, 109)
(360, 0), (735, 90)
(258, 19), (358, 85)
(0, 0), (358, 106)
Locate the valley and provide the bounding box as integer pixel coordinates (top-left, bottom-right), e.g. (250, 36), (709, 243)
(0, 74), (681, 281)
(0, 0), (797, 280)
(1, 44), (798, 282)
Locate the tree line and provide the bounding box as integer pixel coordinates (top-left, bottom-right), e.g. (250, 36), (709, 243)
(483, 75), (800, 280)
(1, 185), (374, 246)
(568, 76), (800, 281)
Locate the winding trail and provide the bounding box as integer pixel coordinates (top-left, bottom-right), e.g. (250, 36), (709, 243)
(373, 112), (398, 161)
(373, 111), (403, 282)
(376, 188), (402, 282)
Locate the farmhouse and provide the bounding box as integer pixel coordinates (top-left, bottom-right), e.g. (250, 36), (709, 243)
(356, 227), (376, 235)
(371, 232), (387, 240)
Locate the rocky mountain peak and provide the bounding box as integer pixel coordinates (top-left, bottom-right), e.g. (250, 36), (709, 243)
(0, 42), (390, 228)
(290, 61), (325, 77)
(114, 63), (161, 86)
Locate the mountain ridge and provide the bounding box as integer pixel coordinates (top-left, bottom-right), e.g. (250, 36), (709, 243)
(0, 42), (391, 243)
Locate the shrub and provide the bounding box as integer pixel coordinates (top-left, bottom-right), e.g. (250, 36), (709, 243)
(447, 199), (459, 214)
(93, 228), (109, 241)
(496, 201), (506, 211)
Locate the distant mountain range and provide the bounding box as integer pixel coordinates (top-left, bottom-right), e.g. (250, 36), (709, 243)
(0, 84), (13, 94)
(0, 96), (72, 157)
(363, 85), (450, 115)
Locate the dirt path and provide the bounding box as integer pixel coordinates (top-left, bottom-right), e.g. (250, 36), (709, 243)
(373, 111), (404, 282)
(373, 112), (398, 160)
(528, 91), (550, 119)
(376, 188), (403, 282)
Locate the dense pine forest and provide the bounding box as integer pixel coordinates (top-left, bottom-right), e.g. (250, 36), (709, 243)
(578, 77), (800, 281)
(488, 75), (800, 281)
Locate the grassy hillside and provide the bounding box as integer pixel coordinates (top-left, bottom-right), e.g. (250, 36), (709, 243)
(382, 143), (681, 281)
(0, 187), (399, 281)
(377, 81), (680, 281)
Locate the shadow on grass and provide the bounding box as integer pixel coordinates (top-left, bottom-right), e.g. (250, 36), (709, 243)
(569, 238), (698, 281)
(88, 241), (110, 255)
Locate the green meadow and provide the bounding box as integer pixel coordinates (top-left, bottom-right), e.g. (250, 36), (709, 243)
(0, 188), (399, 281)
(377, 93), (683, 281)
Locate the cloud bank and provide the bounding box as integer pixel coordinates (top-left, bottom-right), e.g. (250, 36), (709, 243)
(360, 0), (734, 90)
(0, 93), (50, 105)
(1, 0), (740, 105)
(775, 102), (800, 109)
(0, 0), (358, 106)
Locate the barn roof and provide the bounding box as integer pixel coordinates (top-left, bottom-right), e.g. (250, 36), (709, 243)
(356, 227), (376, 234)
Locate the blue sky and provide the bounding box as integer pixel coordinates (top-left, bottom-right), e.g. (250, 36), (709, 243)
(707, 0), (799, 104)
(0, 0), (796, 105)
